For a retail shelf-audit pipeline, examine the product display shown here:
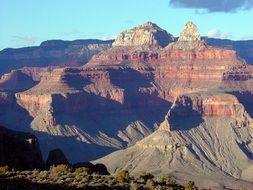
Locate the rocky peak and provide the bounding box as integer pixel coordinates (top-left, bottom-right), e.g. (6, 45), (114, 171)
(139, 21), (156, 27)
(112, 21), (174, 48)
(167, 21), (205, 50)
(178, 21), (201, 42)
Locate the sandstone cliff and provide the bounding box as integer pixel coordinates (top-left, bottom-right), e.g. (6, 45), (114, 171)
(1, 21), (253, 165)
(94, 92), (253, 189)
(95, 118), (253, 189)
(159, 92), (253, 131)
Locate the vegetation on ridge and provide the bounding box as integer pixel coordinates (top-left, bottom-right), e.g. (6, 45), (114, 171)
(0, 164), (211, 190)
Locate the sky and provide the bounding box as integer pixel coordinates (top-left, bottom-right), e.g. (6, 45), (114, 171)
(1, 0), (253, 50)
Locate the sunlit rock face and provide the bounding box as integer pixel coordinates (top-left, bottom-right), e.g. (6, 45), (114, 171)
(1, 21), (253, 165)
(112, 22), (174, 48)
(178, 21), (201, 42)
(159, 92), (253, 131)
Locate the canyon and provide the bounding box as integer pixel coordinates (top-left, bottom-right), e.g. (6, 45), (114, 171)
(0, 21), (253, 189)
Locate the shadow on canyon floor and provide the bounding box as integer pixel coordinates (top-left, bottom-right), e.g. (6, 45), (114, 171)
(34, 132), (118, 163)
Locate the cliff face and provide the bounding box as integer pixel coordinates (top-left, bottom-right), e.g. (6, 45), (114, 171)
(0, 70), (37, 92)
(159, 93), (253, 131)
(89, 21), (252, 102)
(169, 93), (250, 117)
(1, 21), (253, 163)
(0, 126), (44, 170)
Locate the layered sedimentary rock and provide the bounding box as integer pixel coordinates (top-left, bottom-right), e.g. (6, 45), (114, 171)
(95, 93), (253, 189)
(112, 22), (174, 48)
(95, 117), (253, 189)
(90, 21), (253, 102)
(0, 126), (44, 170)
(12, 64), (167, 160)
(1, 21), (253, 166)
(0, 70), (37, 92)
(204, 37), (253, 64)
(159, 92), (253, 130)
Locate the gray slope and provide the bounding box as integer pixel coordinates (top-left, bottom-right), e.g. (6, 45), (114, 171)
(94, 117), (253, 189)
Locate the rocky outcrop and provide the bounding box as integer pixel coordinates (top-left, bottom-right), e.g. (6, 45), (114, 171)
(159, 92), (253, 131)
(178, 21), (201, 42)
(95, 93), (253, 188)
(0, 126), (44, 170)
(167, 21), (204, 50)
(91, 46), (237, 64)
(16, 93), (52, 117)
(112, 22), (174, 48)
(170, 93), (251, 117)
(90, 22), (252, 103)
(0, 70), (37, 92)
(46, 149), (69, 167)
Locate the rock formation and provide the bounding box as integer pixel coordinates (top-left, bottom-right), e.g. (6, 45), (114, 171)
(0, 70), (37, 92)
(168, 21), (206, 50)
(0, 126), (44, 170)
(159, 92), (253, 130)
(112, 22), (174, 48)
(178, 21), (201, 42)
(46, 149), (70, 168)
(1, 21), (253, 169)
(94, 94), (253, 189)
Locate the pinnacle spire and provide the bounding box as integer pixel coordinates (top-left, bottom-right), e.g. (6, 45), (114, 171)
(178, 21), (201, 42)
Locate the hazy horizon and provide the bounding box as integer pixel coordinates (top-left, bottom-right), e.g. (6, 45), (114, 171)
(1, 0), (253, 50)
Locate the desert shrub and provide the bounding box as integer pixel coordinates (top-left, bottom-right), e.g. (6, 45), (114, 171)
(138, 171), (154, 183)
(75, 167), (91, 175)
(115, 170), (130, 183)
(0, 166), (9, 175)
(32, 168), (40, 175)
(50, 164), (71, 176)
(184, 180), (198, 190)
(130, 180), (139, 190)
(145, 178), (156, 189)
(158, 173), (176, 185)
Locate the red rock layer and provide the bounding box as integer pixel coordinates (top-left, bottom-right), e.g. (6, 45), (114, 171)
(91, 47), (237, 64)
(173, 93), (244, 117)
